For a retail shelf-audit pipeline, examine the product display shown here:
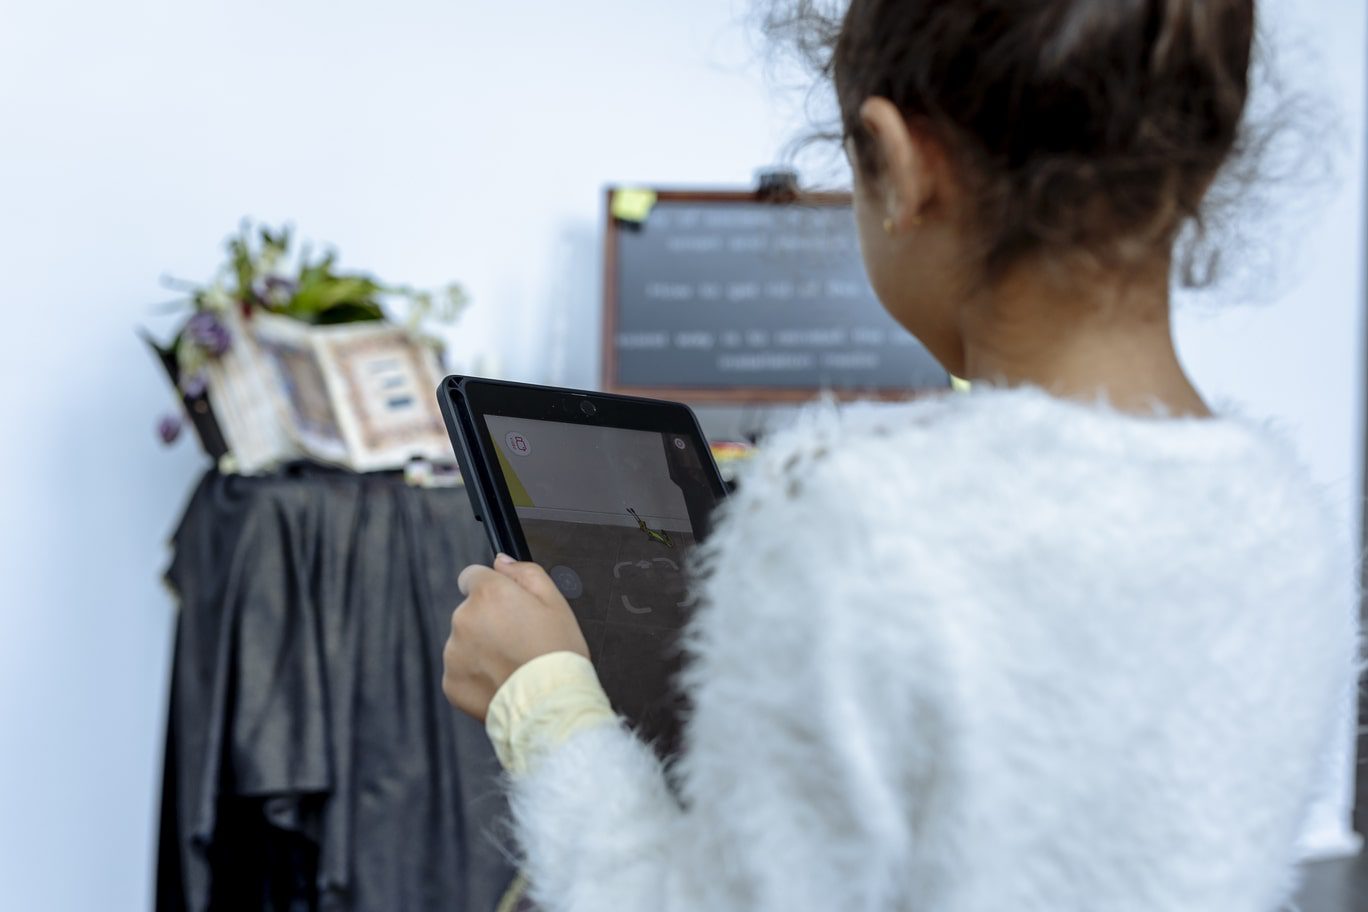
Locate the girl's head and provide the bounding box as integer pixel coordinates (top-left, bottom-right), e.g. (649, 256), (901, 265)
(775, 0), (1256, 375)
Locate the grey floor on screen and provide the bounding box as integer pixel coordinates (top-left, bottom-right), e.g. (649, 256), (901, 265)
(1296, 856), (1368, 911)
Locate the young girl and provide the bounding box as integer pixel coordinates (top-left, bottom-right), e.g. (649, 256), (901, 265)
(443, 1), (1359, 908)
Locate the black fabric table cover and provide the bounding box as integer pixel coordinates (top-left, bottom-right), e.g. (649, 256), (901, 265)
(156, 464), (517, 912)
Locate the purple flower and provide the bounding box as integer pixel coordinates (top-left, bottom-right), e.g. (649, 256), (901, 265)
(262, 275), (296, 295)
(181, 371), (208, 398)
(185, 311), (232, 356)
(158, 414), (184, 445)
(259, 275), (297, 307)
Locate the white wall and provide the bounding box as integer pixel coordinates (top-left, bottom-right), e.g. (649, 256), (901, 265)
(1173, 0), (1367, 856)
(0, 1), (1361, 910)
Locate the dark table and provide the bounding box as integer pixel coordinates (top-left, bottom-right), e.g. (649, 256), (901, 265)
(156, 465), (516, 912)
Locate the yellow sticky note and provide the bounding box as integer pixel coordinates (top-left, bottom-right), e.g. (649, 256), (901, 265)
(611, 188), (658, 224)
(950, 375), (972, 393)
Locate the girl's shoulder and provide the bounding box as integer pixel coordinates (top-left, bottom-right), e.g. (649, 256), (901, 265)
(749, 385), (1308, 475)
(735, 385), (1333, 548)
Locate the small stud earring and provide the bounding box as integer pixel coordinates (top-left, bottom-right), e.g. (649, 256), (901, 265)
(882, 217), (896, 236)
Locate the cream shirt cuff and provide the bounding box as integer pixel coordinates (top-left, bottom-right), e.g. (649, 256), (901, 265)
(485, 651), (617, 776)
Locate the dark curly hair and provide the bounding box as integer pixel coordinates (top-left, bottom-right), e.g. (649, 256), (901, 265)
(764, 0), (1259, 283)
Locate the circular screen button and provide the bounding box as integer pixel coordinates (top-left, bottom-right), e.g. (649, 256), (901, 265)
(549, 565), (584, 600)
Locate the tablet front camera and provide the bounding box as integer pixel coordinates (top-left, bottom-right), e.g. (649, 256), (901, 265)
(580, 400), (597, 417)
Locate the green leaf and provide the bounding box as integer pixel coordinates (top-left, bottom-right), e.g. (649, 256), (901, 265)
(312, 301), (386, 324)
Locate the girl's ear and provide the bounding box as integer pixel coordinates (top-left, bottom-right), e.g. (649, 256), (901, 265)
(858, 97), (944, 231)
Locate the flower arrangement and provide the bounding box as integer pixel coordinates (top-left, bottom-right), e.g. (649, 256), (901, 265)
(153, 222), (466, 446)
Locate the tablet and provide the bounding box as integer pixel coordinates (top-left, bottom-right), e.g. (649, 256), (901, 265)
(437, 376), (728, 758)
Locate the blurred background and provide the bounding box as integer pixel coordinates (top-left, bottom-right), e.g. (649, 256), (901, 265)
(0, 1), (1363, 909)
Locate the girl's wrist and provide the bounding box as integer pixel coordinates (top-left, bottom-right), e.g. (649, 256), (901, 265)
(486, 651), (618, 775)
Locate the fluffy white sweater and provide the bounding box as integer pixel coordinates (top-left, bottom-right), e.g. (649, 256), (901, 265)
(504, 386), (1360, 912)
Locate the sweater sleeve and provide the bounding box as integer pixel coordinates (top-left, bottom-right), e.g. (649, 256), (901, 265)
(500, 421), (926, 912)
(485, 651), (617, 776)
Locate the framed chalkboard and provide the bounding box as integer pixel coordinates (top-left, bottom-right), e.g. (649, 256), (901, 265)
(602, 188), (949, 402)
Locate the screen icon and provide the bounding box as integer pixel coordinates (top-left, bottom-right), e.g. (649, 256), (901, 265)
(549, 565), (583, 599)
(505, 431), (532, 457)
(673, 437), (686, 450)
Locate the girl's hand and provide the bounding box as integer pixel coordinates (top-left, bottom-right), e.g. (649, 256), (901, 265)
(442, 554), (591, 722)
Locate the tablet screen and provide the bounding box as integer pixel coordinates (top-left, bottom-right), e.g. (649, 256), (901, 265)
(482, 414), (720, 757)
